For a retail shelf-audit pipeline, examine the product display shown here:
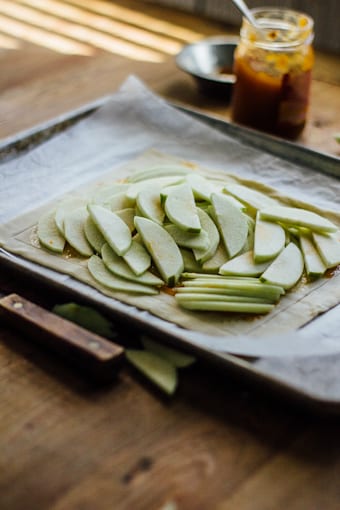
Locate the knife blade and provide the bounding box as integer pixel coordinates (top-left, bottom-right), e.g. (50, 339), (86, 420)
(0, 292), (125, 382)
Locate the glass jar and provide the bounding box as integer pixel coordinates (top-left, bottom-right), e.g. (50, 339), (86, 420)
(231, 9), (314, 139)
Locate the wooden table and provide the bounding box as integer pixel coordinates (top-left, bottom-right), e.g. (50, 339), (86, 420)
(1, 2), (340, 509)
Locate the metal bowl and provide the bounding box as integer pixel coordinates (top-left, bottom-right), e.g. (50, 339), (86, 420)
(176, 36), (238, 100)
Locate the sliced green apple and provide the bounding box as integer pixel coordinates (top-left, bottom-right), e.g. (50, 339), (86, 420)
(201, 242), (229, 273)
(312, 231), (340, 268)
(64, 207), (93, 257)
(88, 204), (131, 256)
(115, 208), (136, 232)
(185, 173), (214, 201)
(55, 196), (86, 234)
(101, 243), (162, 286)
(211, 193), (248, 258)
(260, 242), (304, 290)
(180, 248), (204, 273)
(126, 349), (178, 395)
(164, 182), (201, 233)
(134, 216), (184, 286)
(128, 164), (191, 183)
(38, 209), (65, 253)
(193, 208), (220, 263)
(219, 250), (271, 277)
(176, 292), (271, 304)
(136, 185), (165, 225)
(224, 183), (277, 213)
(88, 255), (158, 295)
(259, 206), (337, 234)
(181, 273), (259, 281)
(253, 213), (285, 262)
(53, 302), (115, 339)
(165, 223), (209, 250)
(84, 216), (106, 253)
(179, 277), (284, 301)
(91, 183), (129, 204)
(222, 193), (247, 211)
(141, 336), (196, 368)
(242, 216), (255, 253)
(126, 176), (182, 200)
(299, 233), (327, 278)
(175, 297), (274, 314)
(122, 239), (152, 275)
(109, 191), (134, 211)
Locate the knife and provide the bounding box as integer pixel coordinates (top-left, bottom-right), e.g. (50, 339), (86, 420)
(0, 292), (125, 382)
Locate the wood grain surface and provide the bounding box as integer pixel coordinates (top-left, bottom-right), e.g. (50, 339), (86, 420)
(1, 2), (340, 509)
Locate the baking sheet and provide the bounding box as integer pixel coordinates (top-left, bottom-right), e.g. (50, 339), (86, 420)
(1, 76), (340, 408)
(1, 147), (340, 343)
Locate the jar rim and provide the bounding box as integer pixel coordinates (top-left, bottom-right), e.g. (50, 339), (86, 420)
(241, 8), (314, 50)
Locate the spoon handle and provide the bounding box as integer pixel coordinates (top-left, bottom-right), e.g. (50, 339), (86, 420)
(231, 0), (259, 27)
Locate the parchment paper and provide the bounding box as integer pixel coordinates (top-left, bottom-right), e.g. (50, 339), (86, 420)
(0, 76), (339, 358)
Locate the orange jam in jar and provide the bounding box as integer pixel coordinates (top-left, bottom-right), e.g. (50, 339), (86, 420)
(231, 9), (314, 139)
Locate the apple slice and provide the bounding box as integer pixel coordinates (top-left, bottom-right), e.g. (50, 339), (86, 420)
(136, 185), (165, 225)
(128, 164), (191, 183)
(176, 291), (270, 303)
(134, 216), (184, 286)
(312, 231), (340, 268)
(141, 336), (196, 368)
(126, 349), (178, 395)
(219, 250), (271, 276)
(88, 204), (131, 256)
(241, 216), (255, 253)
(253, 213), (285, 262)
(185, 173), (214, 201)
(175, 296), (274, 314)
(91, 183), (129, 204)
(126, 176), (182, 200)
(193, 208), (220, 263)
(55, 196), (86, 234)
(165, 223), (209, 250)
(115, 208), (136, 232)
(299, 233), (327, 278)
(122, 239), (152, 275)
(179, 277), (284, 301)
(101, 243), (163, 286)
(53, 302), (115, 339)
(109, 192), (134, 211)
(88, 255), (158, 295)
(224, 183), (277, 212)
(201, 242), (229, 273)
(181, 273), (258, 281)
(164, 182), (201, 233)
(38, 209), (65, 253)
(259, 206), (337, 234)
(260, 242), (304, 289)
(211, 193), (248, 258)
(64, 207), (93, 257)
(180, 248), (203, 273)
(84, 216), (106, 254)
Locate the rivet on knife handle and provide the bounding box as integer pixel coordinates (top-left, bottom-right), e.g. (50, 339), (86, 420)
(0, 293), (125, 382)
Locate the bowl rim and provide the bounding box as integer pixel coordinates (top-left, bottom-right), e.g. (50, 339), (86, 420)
(175, 35), (239, 85)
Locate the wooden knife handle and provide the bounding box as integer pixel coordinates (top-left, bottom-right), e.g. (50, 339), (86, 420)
(0, 293), (124, 382)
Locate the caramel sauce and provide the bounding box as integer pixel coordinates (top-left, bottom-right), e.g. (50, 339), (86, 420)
(231, 56), (312, 138)
(325, 265), (340, 278)
(162, 286), (177, 296)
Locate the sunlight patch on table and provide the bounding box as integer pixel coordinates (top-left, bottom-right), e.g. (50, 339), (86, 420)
(0, 0), (165, 61)
(66, 0), (205, 43)
(0, 13), (94, 55)
(18, 0), (182, 55)
(0, 31), (20, 49)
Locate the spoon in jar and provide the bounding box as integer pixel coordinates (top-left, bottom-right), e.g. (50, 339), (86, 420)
(231, 0), (261, 29)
